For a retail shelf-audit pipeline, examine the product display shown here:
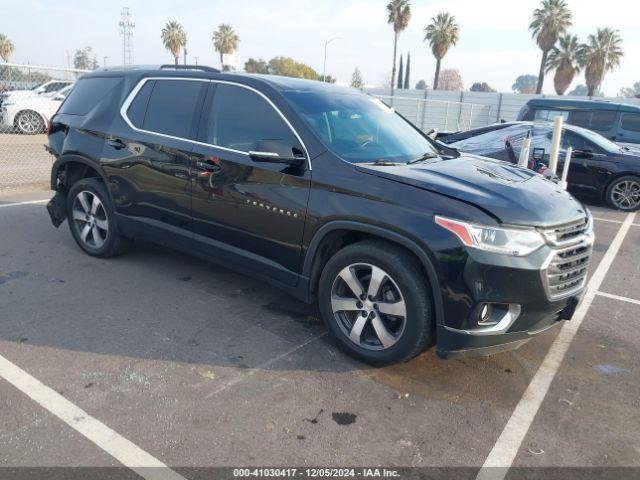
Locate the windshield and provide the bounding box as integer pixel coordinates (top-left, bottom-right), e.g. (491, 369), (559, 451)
(283, 91), (440, 163)
(570, 126), (623, 153)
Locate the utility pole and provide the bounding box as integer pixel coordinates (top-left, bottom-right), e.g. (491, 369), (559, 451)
(103, 56), (108, 66)
(119, 7), (135, 66)
(323, 37), (342, 82)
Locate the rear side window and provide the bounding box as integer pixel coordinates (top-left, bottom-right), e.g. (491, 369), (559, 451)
(590, 111), (616, 131)
(621, 113), (640, 133)
(533, 109), (568, 122)
(206, 84), (299, 152)
(568, 110), (591, 128)
(142, 80), (208, 139)
(126, 80), (155, 128)
(58, 77), (122, 115)
(567, 109), (616, 131)
(43, 82), (68, 93)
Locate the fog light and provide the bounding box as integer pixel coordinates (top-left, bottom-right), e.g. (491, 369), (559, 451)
(478, 303), (497, 326)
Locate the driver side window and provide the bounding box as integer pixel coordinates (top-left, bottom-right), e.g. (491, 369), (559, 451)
(207, 84), (301, 153)
(562, 131), (593, 152)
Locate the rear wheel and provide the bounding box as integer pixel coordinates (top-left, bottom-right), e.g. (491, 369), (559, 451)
(15, 110), (44, 135)
(606, 175), (640, 211)
(318, 240), (434, 366)
(66, 178), (131, 257)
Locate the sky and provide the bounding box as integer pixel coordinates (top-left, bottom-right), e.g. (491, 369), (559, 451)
(3, 0), (639, 96)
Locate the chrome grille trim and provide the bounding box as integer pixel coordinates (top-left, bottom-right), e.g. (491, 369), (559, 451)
(540, 214), (593, 300)
(539, 215), (589, 247)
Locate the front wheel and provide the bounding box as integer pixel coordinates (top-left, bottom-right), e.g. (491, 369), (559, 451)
(318, 240), (434, 366)
(606, 176), (640, 211)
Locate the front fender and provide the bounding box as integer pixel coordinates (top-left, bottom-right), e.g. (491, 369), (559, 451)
(303, 220), (444, 326)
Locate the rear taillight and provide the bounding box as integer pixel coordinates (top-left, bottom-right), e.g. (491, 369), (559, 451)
(46, 120), (52, 137)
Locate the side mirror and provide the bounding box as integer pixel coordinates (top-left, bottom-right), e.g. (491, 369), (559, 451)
(249, 140), (305, 167)
(426, 128), (439, 139)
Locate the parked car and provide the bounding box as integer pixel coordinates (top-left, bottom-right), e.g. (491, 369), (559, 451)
(517, 98), (640, 147)
(45, 66), (594, 366)
(442, 121), (640, 211)
(0, 85), (71, 134)
(0, 80), (74, 102)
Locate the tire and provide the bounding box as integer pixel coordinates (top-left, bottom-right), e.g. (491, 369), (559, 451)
(66, 178), (132, 258)
(605, 175), (640, 211)
(14, 110), (45, 135)
(318, 240), (434, 366)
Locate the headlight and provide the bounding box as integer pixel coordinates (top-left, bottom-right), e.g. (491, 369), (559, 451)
(435, 215), (545, 256)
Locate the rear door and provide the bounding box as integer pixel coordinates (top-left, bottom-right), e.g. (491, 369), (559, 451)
(103, 78), (208, 241)
(189, 82), (310, 286)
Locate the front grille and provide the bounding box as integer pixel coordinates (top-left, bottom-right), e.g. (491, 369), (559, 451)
(541, 216), (593, 300)
(540, 216), (589, 247)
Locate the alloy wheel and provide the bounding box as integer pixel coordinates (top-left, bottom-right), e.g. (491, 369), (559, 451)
(17, 111), (43, 134)
(72, 191), (109, 249)
(611, 179), (640, 210)
(330, 263), (407, 351)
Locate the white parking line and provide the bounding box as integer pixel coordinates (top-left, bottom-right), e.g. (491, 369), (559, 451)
(593, 216), (640, 227)
(0, 353), (186, 480)
(205, 332), (327, 398)
(476, 211), (637, 480)
(593, 216), (623, 224)
(596, 290), (640, 306)
(0, 199), (50, 208)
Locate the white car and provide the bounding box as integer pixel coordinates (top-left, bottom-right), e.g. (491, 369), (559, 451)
(1, 80), (74, 103)
(1, 86), (71, 134)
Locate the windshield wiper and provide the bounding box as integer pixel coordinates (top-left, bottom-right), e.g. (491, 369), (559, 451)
(372, 159), (401, 166)
(407, 152), (440, 164)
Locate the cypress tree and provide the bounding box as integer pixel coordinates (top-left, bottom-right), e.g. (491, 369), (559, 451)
(404, 52), (411, 89)
(397, 54), (404, 89)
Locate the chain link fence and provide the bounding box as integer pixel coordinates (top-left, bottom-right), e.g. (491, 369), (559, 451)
(0, 63), (88, 191)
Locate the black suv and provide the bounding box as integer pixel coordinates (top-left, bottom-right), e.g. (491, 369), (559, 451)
(46, 65), (595, 366)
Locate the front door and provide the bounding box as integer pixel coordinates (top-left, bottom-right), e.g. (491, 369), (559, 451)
(190, 82), (311, 286)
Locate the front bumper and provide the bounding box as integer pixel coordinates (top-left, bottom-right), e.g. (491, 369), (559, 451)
(434, 226), (592, 358)
(437, 293), (581, 358)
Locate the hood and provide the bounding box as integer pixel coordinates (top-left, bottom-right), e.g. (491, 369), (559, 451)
(356, 154), (586, 227)
(1, 90), (46, 101)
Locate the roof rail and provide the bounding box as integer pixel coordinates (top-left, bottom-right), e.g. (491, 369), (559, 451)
(159, 64), (220, 73)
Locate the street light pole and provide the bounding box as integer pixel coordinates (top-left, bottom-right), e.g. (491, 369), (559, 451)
(323, 36), (342, 82)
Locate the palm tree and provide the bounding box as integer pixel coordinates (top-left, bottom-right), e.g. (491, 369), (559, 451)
(529, 0), (572, 94)
(0, 34), (14, 62)
(582, 28), (623, 97)
(0, 34), (15, 86)
(212, 24), (240, 71)
(386, 0), (411, 94)
(545, 34), (584, 95)
(161, 21), (187, 65)
(424, 12), (459, 91)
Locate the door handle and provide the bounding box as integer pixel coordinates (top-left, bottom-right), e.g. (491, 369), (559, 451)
(107, 138), (126, 150)
(196, 160), (219, 172)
